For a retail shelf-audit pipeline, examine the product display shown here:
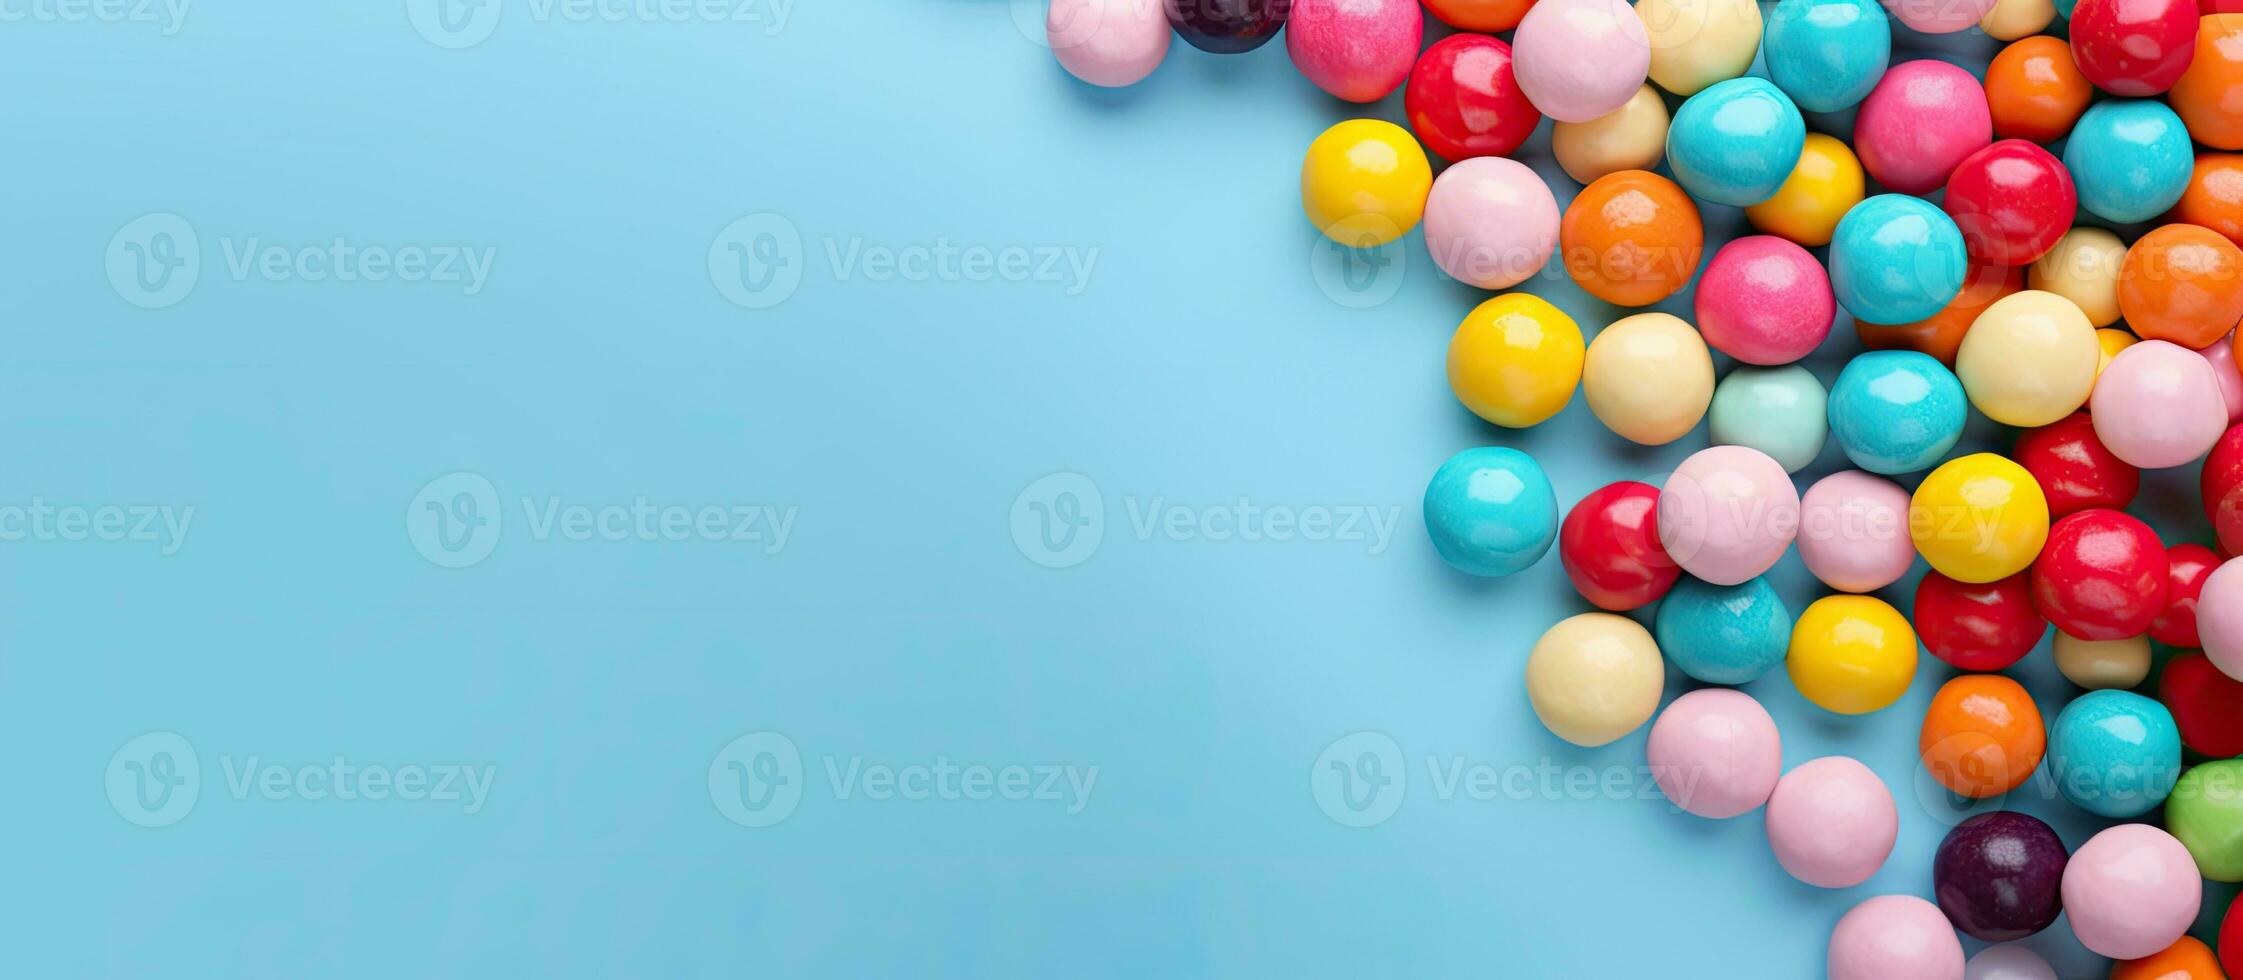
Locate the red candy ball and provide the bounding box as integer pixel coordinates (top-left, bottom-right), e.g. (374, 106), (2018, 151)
(2071, 0), (2202, 96)
(1404, 34), (1541, 164)
(1916, 571), (2048, 671)
(2015, 412), (2140, 519)
(2162, 651), (2243, 756)
(2153, 543), (2221, 647)
(2203, 422), (2243, 554)
(1942, 140), (2077, 267)
(2225, 891), (2243, 977)
(2030, 508), (2170, 640)
(1558, 480), (1680, 611)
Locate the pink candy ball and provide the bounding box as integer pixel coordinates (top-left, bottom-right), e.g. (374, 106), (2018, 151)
(1286, 0), (1423, 103)
(2091, 339), (2229, 469)
(1511, 0), (1651, 123)
(1765, 756), (1897, 888)
(1424, 157), (1561, 290)
(1694, 236), (1836, 365)
(1964, 945), (2056, 980)
(2198, 557), (2243, 680)
(2061, 824), (2202, 960)
(1646, 689), (1783, 819)
(1854, 61), (1993, 196)
(1657, 445), (1800, 586)
(1879, 0), (1997, 33)
(1798, 471), (1914, 593)
(2202, 335), (2243, 422)
(1046, 0), (1170, 88)
(1828, 896), (1966, 980)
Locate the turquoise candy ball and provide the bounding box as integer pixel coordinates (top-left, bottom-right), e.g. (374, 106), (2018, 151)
(1666, 78), (1808, 207)
(1653, 575), (1793, 685)
(1828, 194), (1967, 325)
(1826, 350), (1966, 475)
(2050, 689), (2182, 818)
(1762, 0), (1891, 113)
(2063, 100), (2194, 224)
(1423, 446), (1558, 577)
(1709, 365), (1829, 473)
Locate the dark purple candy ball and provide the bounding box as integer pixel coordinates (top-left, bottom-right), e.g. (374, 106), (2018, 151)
(1162, 0), (1290, 54)
(1932, 811), (2068, 942)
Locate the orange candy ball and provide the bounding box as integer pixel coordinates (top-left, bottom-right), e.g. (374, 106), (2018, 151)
(1919, 674), (2047, 799)
(1559, 170), (1705, 308)
(1421, 0), (1535, 31)
(1857, 264), (2024, 366)
(2174, 15), (2243, 150)
(1985, 37), (2094, 144)
(2113, 936), (2225, 980)
(2176, 154), (2243, 247)
(2118, 224), (2243, 349)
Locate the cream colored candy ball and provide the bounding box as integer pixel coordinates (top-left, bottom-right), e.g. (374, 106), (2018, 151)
(1526, 613), (1666, 747)
(1584, 312), (1715, 445)
(2055, 632), (2151, 689)
(1979, 0), (2054, 40)
(1955, 289), (2099, 427)
(2029, 228), (2126, 327)
(1639, 0), (1764, 96)
(1554, 85), (1671, 185)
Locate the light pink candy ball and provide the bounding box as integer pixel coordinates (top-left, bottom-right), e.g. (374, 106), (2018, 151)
(1854, 61), (1992, 196)
(1285, 0), (1423, 103)
(2198, 557), (2243, 680)
(2061, 824), (2202, 960)
(1765, 756), (1897, 888)
(2091, 339), (2229, 469)
(1512, 0), (1651, 123)
(1047, 0), (1170, 88)
(1798, 471), (1913, 593)
(1423, 157), (1560, 290)
(1963, 945), (2056, 980)
(1827, 895), (1966, 980)
(1657, 445), (1800, 586)
(2201, 335), (2243, 422)
(1646, 689), (1783, 818)
(1694, 236), (1836, 365)
(1880, 0), (1998, 32)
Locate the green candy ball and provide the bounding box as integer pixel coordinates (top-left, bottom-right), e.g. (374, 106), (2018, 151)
(1708, 365), (1828, 473)
(2167, 759), (2243, 882)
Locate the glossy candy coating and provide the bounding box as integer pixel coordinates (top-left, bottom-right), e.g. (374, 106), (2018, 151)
(1655, 574), (1792, 683)
(2204, 426), (2243, 554)
(2200, 557), (2243, 679)
(1762, 0), (1890, 111)
(1827, 895), (1965, 980)
(2062, 824), (2201, 959)
(2070, 0), (2200, 96)
(2118, 224), (2243, 349)
(1743, 133), (1863, 248)
(1919, 675), (2046, 799)
(1766, 756), (1898, 887)
(1552, 85), (1670, 185)
(2227, 899), (2243, 978)
(1910, 454), (2051, 584)
(1708, 365), (1827, 473)
(1582, 312), (1714, 445)
(2048, 691), (2182, 818)
(2113, 937), (2227, 980)
(2054, 632), (2153, 689)
(2064, 100), (2194, 223)
(1639, 0), (1763, 96)
(1558, 480), (1681, 611)
(1524, 612), (1664, 746)
(1788, 594), (1917, 715)
(1645, 688), (1782, 818)
(1163, 0), (1289, 53)
(2012, 412), (2139, 518)
(1423, 446), (1559, 577)
(1658, 445), (1799, 585)
(1693, 236), (1832, 365)
(1798, 470), (1912, 591)
(2030, 508), (2168, 640)
(1932, 812), (2066, 941)
(1301, 119), (1432, 247)
(1511, 0), (1652, 123)
(2099, 328), (2141, 378)
(1826, 350), (1966, 474)
(1447, 293), (1584, 428)
(1980, 0), (2055, 39)
(2028, 227), (2126, 327)
(1955, 290), (2098, 429)
(1964, 945), (2057, 980)
(1285, 0), (1421, 102)
(1941, 141), (2074, 267)
(1423, 157), (1560, 290)
(1915, 571), (2045, 671)
(2160, 651), (2243, 755)
(1985, 38), (2094, 143)
(1665, 77), (1805, 207)
(1829, 195), (1968, 325)
(1559, 170), (1703, 307)
(2173, 15), (2243, 148)
(1421, 0), (1534, 30)
(2151, 542), (2219, 646)
(1406, 35), (1541, 164)
(2176, 154), (2243, 245)
(2166, 758), (2243, 880)
(1855, 61), (1991, 196)
(1048, 0), (1172, 87)
(1880, 0), (1995, 30)
(2199, 336), (2243, 421)
(1856, 264), (2021, 367)
(2091, 340), (2229, 469)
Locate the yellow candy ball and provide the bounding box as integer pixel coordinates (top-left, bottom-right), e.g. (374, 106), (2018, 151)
(1640, 0), (1764, 96)
(1743, 134), (1864, 248)
(1979, 0), (2054, 40)
(1787, 595), (1918, 715)
(1553, 85), (1671, 185)
(2054, 632), (2152, 690)
(1909, 453), (2051, 584)
(1582, 312), (1714, 445)
(2095, 328), (2138, 381)
(2029, 227), (2125, 327)
(1955, 289), (2099, 427)
(1301, 119), (1432, 248)
(1447, 293), (1586, 428)
(1525, 612), (1665, 747)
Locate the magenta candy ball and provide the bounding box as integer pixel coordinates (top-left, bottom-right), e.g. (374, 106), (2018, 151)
(2202, 335), (2243, 422)
(2200, 557), (2243, 681)
(1286, 0), (1423, 103)
(2091, 339), (2229, 469)
(1694, 236), (1835, 365)
(1424, 157), (1561, 290)
(1879, 0), (1996, 33)
(1646, 689), (1783, 819)
(1657, 445), (1800, 586)
(1798, 471), (1914, 592)
(1047, 0), (1171, 88)
(1854, 61), (1993, 196)
(2061, 823), (2201, 960)
(1512, 0), (1651, 123)
(1828, 895), (1966, 980)
(1766, 756), (1898, 888)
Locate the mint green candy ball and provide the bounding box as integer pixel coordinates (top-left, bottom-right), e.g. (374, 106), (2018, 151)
(1708, 365), (1828, 473)
(2168, 759), (2243, 882)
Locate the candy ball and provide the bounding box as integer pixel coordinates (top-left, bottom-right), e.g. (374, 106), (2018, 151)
(2199, 556), (2243, 679)
(1788, 594), (1917, 715)
(2091, 340), (2229, 469)
(1980, 0), (2055, 38)
(1405, 35), (1541, 164)
(1798, 471), (1912, 592)
(2012, 412), (2140, 518)
(1910, 454), (2051, 584)
(2203, 426), (2243, 554)
(1422, 157), (1560, 290)
(2028, 227), (2126, 327)
(1658, 445), (1800, 585)
(1762, 0), (1890, 112)
(2228, 899), (2243, 979)
(1558, 480), (1681, 611)
(1582, 313), (1714, 445)
(1048, 0), (1171, 87)
(1423, 446), (1560, 577)
(1162, 0), (1288, 53)
(1919, 675), (2046, 800)
(2166, 758), (2243, 880)
(1826, 350), (1966, 474)
(1942, 140), (2075, 267)
(1421, 0), (1533, 30)
(1964, 945), (2057, 980)
(1985, 37), (2094, 143)
(1693, 237), (1833, 365)
(1645, 688), (1782, 818)
(2162, 651), (2243, 755)
(2099, 327), (2142, 378)
(2113, 937), (2227, 980)
(1709, 366), (1827, 473)
(1639, 0), (1764, 96)
(2064, 100), (2194, 223)
(1665, 78), (1805, 207)
(2055, 631), (2153, 689)
(1559, 170), (1704, 307)
(1447, 293), (1584, 429)
(1511, 0), (1652, 123)
(2118, 224), (2243, 349)
(1827, 895), (1965, 980)
(2062, 824), (2201, 959)
(1855, 61), (1991, 195)
(2199, 336), (2243, 421)
(1915, 571), (2045, 671)
(1552, 85), (1670, 185)
(1744, 133), (1863, 248)
(1955, 289), (2098, 428)
(1932, 811), (2067, 941)
(1766, 757), (1898, 887)
(2172, 15), (2243, 148)
(2176, 154), (2243, 245)
(2152, 542), (2220, 646)
(2049, 690), (2182, 818)
(1285, 0), (1420, 102)
(1857, 264), (2021, 367)
(1829, 195), (1968, 325)
(1880, 0), (1996, 30)
(2031, 508), (2169, 640)
(1524, 612), (1664, 746)
(1655, 574), (1792, 684)
(2071, 0), (2201, 97)
(1301, 119), (1432, 247)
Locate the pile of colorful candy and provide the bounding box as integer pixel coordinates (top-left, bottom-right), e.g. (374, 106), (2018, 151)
(1049, 0), (2243, 974)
